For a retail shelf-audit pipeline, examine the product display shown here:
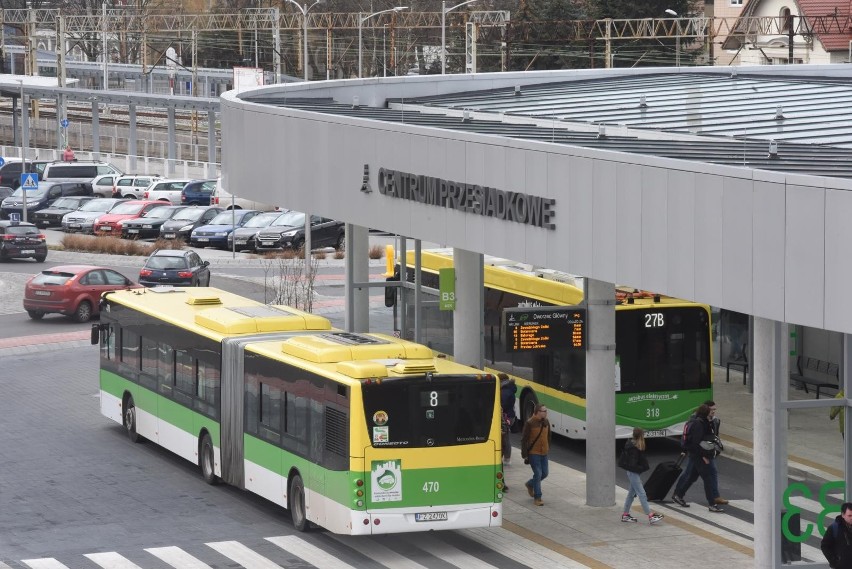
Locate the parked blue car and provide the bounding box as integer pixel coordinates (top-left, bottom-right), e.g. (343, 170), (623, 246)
(189, 209), (260, 249)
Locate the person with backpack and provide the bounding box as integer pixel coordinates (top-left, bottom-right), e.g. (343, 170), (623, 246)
(618, 427), (665, 524)
(499, 373), (517, 466)
(671, 403), (725, 512)
(821, 502), (852, 568)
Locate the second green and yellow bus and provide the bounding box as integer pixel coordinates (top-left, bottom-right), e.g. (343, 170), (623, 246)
(93, 287), (503, 534)
(393, 249), (713, 440)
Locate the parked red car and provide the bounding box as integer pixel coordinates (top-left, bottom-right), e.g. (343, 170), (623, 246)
(23, 265), (139, 322)
(93, 200), (161, 237)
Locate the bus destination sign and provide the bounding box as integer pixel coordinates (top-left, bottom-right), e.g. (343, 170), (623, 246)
(504, 306), (586, 352)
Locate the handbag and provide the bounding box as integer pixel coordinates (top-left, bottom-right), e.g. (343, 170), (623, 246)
(699, 436), (724, 456)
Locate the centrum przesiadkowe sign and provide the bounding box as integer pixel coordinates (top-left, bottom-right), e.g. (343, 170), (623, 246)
(376, 167), (556, 229)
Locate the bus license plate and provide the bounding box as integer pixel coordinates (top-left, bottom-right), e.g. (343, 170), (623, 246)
(644, 429), (667, 438)
(415, 512), (448, 522)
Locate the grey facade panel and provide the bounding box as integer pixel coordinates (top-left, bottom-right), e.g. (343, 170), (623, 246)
(752, 180), (787, 323)
(785, 184), (825, 329)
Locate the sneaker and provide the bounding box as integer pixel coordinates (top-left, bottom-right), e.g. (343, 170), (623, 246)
(708, 505), (725, 513)
(672, 494), (689, 507)
(534, 498), (544, 506)
(649, 513), (664, 524)
(714, 497), (729, 505)
(525, 482), (534, 497)
(621, 513), (638, 523)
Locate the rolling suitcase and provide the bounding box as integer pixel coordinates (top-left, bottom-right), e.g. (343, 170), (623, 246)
(644, 455), (685, 502)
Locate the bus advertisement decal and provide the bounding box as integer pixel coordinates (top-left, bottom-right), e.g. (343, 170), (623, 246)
(371, 459), (403, 502)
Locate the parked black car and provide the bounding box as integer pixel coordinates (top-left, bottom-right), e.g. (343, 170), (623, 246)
(139, 249), (211, 287)
(0, 180), (94, 220)
(226, 210), (290, 252)
(255, 210), (345, 252)
(31, 196), (95, 228)
(121, 205), (186, 239)
(0, 220), (47, 262)
(159, 205), (222, 241)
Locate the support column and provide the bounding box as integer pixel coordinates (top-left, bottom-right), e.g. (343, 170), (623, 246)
(753, 317), (785, 568)
(344, 223), (369, 333)
(452, 248), (484, 370)
(128, 103), (137, 172)
(586, 277), (615, 507)
(843, 335), (852, 497)
(207, 110), (217, 177)
(167, 105), (176, 176)
(91, 100), (100, 159)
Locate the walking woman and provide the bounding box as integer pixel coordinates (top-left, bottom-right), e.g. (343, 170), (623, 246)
(619, 427), (664, 524)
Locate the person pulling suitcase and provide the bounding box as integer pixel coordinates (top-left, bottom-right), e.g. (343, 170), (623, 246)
(618, 427), (664, 524)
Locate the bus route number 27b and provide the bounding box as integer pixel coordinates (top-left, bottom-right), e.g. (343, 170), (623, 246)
(645, 313), (664, 328)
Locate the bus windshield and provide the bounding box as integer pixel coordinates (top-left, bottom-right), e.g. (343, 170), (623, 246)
(616, 305), (711, 393)
(362, 375), (495, 448)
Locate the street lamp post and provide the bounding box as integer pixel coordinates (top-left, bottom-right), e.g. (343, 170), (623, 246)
(358, 7), (408, 78)
(18, 80), (28, 222)
(284, 0), (322, 82)
(665, 8), (680, 67)
(441, 0), (478, 75)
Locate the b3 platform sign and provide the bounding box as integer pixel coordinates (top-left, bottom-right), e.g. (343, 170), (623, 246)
(504, 306), (586, 352)
(438, 268), (455, 311)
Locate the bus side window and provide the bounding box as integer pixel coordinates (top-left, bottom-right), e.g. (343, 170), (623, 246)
(158, 344), (174, 395)
(121, 329), (140, 372)
(259, 382), (281, 445)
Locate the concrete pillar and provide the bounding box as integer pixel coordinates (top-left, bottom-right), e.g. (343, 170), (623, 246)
(128, 103), (137, 172)
(753, 317), (785, 568)
(586, 277), (616, 507)
(344, 223), (369, 332)
(167, 105), (176, 176)
(91, 100), (100, 159)
(452, 247), (484, 370)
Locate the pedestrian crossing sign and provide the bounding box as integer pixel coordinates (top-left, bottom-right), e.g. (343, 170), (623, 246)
(20, 173), (38, 190)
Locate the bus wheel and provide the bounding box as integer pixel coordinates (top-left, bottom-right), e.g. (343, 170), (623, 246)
(123, 395), (144, 444)
(521, 392), (539, 423)
(289, 473), (309, 532)
(200, 433), (219, 485)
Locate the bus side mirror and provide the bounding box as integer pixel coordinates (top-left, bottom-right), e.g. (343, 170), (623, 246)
(90, 323), (100, 345)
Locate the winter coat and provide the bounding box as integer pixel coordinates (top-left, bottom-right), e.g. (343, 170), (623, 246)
(500, 378), (517, 420)
(521, 418), (551, 457)
(618, 439), (650, 474)
(821, 516), (852, 568)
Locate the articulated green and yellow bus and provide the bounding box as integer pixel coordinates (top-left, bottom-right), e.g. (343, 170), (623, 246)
(395, 249), (713, 440)
(93, 287), (503, 534)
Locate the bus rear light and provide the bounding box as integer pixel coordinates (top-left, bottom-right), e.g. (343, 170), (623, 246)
(356, 499), (364, 507)
(492, 510), (499, 518)
(356, 489), (364, 497)
(496, 471), (503, 479)
(356, 479), (364, 486)
(373, 518), (381, 525)
(362, 518), (369, 525)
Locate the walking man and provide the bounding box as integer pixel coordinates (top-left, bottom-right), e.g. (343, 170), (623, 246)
(821, 502), (852, 568)
(671, 403), (725, 512)
(521, 404), (551, 506)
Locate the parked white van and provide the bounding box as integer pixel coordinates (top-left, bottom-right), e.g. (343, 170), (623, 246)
(211, 178), (279, 212)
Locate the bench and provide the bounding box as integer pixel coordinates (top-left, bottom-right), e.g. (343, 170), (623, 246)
(790, 356), (839, 399)
(726, 343), (748, 385)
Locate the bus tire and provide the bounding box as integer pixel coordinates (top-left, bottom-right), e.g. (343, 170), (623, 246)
(289, 473), (309, 532)
(200, 433), (219, 485)
(521, 391), (539, 423)
(123, 394), (144, 444)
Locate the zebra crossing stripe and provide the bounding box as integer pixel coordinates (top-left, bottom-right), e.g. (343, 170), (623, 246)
(329, 535), (431, 569)
(146, 545), (213, 568)
(83, 552), (144, 568)
(412, 532), (523, 569)
(267, 535), (361, 569)
(464, 527), (590, 568)
(206, 540), (282, 569)
(21, 560), (70, 569)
